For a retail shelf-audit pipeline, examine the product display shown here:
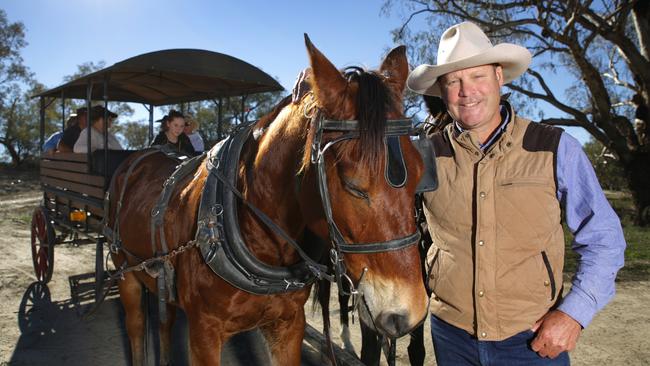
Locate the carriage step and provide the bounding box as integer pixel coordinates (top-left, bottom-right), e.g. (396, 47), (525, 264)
(68, 272), (118, 307)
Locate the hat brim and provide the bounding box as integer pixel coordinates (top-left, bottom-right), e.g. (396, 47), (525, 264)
(407, 43), (531, 96)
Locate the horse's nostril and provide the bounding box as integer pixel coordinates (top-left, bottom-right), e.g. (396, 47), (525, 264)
(377, 312), (411, 338)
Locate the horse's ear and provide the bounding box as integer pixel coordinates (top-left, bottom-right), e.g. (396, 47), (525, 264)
(304, 34), (347, 113)
(379, 45), (409, 94)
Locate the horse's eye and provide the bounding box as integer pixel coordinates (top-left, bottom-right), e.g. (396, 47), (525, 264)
(343, 180), (369, 200)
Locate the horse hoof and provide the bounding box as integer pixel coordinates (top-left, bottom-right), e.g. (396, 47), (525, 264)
(340, 325), (356, 353)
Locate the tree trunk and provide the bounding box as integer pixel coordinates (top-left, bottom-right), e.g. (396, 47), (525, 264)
(0, 140), (21, 166)
(625, 151), (650, 226)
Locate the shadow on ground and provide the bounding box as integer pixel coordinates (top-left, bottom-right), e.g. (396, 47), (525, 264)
(9, 278), (326, 366)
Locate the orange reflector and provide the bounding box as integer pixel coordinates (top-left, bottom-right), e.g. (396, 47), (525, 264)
(70, 211), (86, 222)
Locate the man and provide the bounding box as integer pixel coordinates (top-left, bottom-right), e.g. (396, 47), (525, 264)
(407, 22), (625, 365)
(73, 105), (122, 153)
(57, 107), (87, 152)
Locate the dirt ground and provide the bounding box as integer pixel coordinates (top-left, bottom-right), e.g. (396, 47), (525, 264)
(0, 170), (648, 365)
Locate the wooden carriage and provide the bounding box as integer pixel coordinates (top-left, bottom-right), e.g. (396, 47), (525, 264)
(30, 49), (283, 298)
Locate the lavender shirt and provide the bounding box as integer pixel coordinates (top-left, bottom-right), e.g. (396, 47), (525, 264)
(555, 132), (625, 327)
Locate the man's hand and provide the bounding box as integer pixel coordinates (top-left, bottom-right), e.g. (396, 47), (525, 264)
(530, 310), (582, 358)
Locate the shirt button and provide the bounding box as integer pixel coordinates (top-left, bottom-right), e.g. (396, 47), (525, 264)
(478, 240), (485, 246)
(478, 290), (485, 297)
(474, 151), (480, 156)
(479, 192), (486, 198)
(544, 280), (550, 286)
(481, 332), (487, 338)
(489, 153), (495, 158)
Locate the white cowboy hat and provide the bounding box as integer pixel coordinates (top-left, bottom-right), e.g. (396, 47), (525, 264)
(407, 22), (532, 96)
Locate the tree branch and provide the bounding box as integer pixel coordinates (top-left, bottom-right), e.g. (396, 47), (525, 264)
(539, 118), (583, 127)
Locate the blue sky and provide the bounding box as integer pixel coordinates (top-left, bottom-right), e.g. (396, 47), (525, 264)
(3, 0), (589, 142)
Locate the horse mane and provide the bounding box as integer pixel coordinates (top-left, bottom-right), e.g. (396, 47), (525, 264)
(342, 67), (390, 171)
(254, 95), (293, 131)
(298, 66), (392, 174)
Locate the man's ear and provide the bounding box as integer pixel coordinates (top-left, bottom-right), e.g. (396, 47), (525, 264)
(495, 65), (504, 86)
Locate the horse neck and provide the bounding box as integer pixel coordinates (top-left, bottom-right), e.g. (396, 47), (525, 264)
(237, 105), (311, 266)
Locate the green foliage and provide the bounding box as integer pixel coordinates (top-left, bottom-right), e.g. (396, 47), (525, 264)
(582, 138), (629, 191)
(0, 9), (36, 165)
(116, 121), (149, 150)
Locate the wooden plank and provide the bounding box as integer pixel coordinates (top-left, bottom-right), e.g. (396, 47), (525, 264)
(44, 200), (104, 234)
(43, 186), (103, 209)
(42, 176), (105, 199)
(41, 159), (89, 173)
(41, 167), (104, 187)
(43, 152), (88, 162)
(303, 324), (365, 366)
(45, 192), (104, 217)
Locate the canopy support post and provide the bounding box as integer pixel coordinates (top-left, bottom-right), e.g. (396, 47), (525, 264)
(103, 74), (110, 186)
(39, 97), (45, 154)
(217, 98), (223, 140)
(240, 95), (247, 125)
(86, 80), (93, 171)
(60, 91), (65, 132)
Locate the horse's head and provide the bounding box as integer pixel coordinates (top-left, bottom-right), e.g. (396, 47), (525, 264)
(295, 35), (428, 338)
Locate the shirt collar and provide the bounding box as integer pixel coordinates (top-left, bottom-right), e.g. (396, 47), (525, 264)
(453, 103), (510, 151)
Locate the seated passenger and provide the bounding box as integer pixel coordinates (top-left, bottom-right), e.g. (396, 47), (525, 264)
(184, 116), (205, 153)
(57, 107), (87, 152)
(73, 106), (123, 153)
(151, 110), (196, 155)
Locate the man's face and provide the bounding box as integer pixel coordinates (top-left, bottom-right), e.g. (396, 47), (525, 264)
(439, 64), (504, 133)
(78, 113), (88, 129)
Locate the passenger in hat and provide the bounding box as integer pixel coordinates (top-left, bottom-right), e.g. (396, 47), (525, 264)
(73, 105), (122, 153)
(57, 107), (88, 152)
(151, 110), (196, 155)
(408, 22), (625, 365)
(183, 115), (205, 153)
(42, 115), (78, 155)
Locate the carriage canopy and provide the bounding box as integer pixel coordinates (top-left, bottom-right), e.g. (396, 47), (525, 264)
(33, 49), (284, 105)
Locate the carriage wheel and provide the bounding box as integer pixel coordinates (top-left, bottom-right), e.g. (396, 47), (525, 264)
(30, 207), (55, 284)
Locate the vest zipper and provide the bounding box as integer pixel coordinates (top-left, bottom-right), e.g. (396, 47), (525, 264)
(541, 251), (556, 301)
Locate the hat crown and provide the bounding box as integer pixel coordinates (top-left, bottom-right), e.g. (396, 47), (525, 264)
(437, 22), (493, 66)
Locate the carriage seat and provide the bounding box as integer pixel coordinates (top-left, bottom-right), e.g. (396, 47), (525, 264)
(91, 149), (138, 179)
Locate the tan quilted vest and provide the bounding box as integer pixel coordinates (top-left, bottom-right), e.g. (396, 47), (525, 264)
(423, 107), (565, 341)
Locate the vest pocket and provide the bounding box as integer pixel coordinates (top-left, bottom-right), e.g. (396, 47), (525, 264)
(541, 251), (557, 301)
(498, 177), (549, 188)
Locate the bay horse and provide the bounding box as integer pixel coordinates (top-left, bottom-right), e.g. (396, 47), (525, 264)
(107, 35), (428, 366)
(327, 94), (451, 366)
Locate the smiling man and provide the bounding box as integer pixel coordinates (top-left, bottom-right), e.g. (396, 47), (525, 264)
(407, 22), (626, 365)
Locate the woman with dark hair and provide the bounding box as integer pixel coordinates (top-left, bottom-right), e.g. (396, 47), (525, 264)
(151, 110), (196, 155)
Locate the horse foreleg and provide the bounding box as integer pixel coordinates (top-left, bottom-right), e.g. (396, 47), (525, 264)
(187, 312), (223, 366)
(407, 322), (425, 366)
(260, 310), (305, 366)
(337, 290), (355, 353)
(159, 303), (177, 366)
(359, 321), (381, 366)
(118, 272), (146, 366)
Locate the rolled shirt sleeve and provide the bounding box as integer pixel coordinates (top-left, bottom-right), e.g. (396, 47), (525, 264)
(555, 132), (626, 328)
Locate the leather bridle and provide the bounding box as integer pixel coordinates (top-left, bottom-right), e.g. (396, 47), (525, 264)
(308, 112), (421, 296)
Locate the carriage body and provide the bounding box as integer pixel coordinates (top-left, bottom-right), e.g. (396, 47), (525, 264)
(29, 49), (283, 293)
